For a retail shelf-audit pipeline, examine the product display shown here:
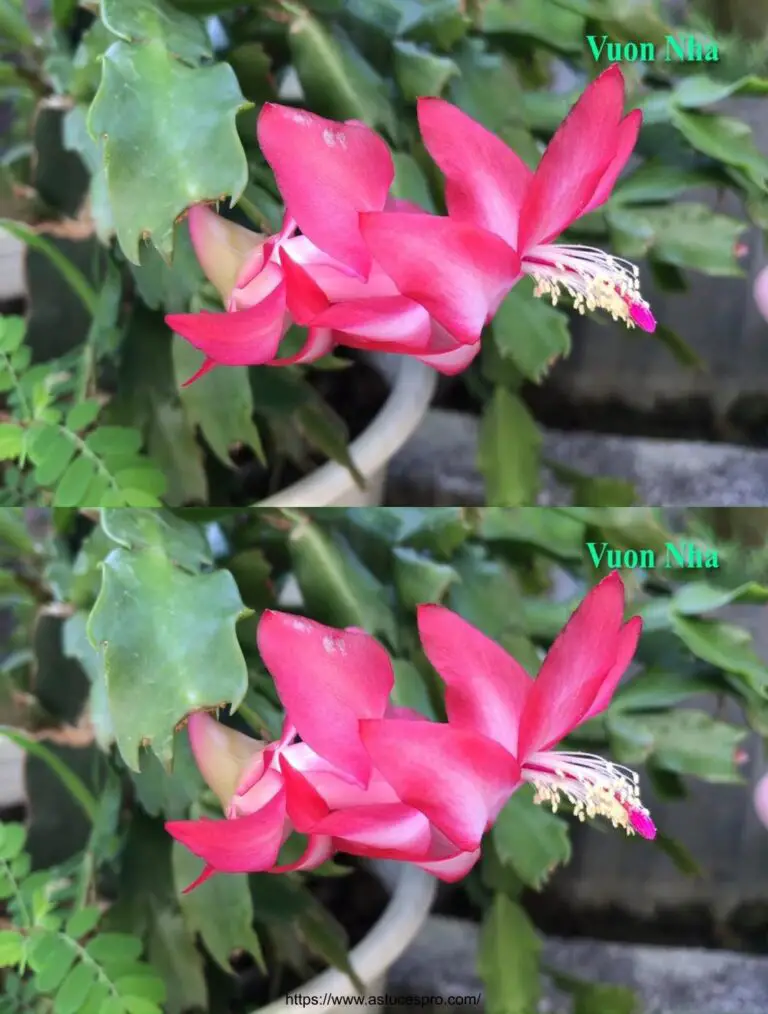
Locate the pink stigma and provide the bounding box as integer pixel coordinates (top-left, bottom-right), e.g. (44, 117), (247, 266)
(629, 807), (657, 840)
(630, 302), (656, 333)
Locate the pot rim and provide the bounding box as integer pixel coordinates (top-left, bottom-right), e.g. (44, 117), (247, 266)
(0, 230), (25, 303)
(256, 861), (437, 1013)
(258, 354), (437, 507)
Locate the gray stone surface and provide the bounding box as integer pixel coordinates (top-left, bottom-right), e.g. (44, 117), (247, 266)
(386, 409), (768, 506)
(388, 916), (768, 1013)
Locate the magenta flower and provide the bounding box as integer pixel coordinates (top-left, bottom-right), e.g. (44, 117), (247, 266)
(166, 612), (489, 889)
(167, 574), (655, 891)
(360, 572), (656, 849)
(167, 69), (654, 382)
(165, 105), (513, 382)
(361, 66), (655, 335)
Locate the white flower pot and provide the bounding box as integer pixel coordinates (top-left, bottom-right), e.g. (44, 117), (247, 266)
(258, 861), (437, 1014)
(259, 355), (437, 508)
(0, 735), (25, 808)
(0, 230), (24, 302)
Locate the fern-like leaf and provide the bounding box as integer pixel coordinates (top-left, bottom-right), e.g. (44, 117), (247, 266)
(0, 823), (166, 1014)
(26, 420), (166, 507)
(0, 316), (167, 507)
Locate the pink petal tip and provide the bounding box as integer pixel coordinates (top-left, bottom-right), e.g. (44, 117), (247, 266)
(630, 302), (656, 333)
(629, 808), (656, 840)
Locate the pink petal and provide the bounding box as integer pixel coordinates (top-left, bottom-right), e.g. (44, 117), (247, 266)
(415, 847), (481, 882)
(314, 296), (432, 347)
(581, 109), (642, 216)
(359, 719), (520, 852)
(187, 712), (266, 808)
(274, 715), (300, 751)
(417, 605), (532, 755)
(257, 612), (394, 786)
(359, 212), (520, 345)
(187, 204), (266, 302)
(517, 66), (626, 251)
(628, 808), (657, 840)
(257, 103), (394, 278)
(321, 803), (433, 860)
(230, 258), (284, 312)
(181, 357), (219, 386)
(165, 787), (287, 873)
(279, 247), (331, 324)
(271, 326), (336, 366)
(415, 339), (481, 375)
(328, 330), (432, 358)
(284, 743), (400, 808)
(284, 238), (402, 300)
(583, 615), (643, 721)
(272, 834), (335, 872)
(235, 716), (297, 797)
(517, 572), (627, 758)
(274, 210), (300, 245)
(279, 754), (332, 829)
(229, 766), (284, 818)
(181, 864), (217, 893)
(166, 280), (287, 367)
(417, 97), (532, 248)
(234, 213), (296, 292)
(630, 302), (656, 333)
(181, 357), (218, 387)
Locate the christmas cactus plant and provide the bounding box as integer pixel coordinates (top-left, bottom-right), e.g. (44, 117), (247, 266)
(0, 1), (766, 506)
(0, 505), (766, 1011)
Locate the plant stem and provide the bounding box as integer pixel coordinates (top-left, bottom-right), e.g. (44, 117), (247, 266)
(278, 507), (307, 528)
(236, 194), (271, 231)
(238, 702), (270, 738)
(0, 726), (98, 823)
(0, 220), (98, 316)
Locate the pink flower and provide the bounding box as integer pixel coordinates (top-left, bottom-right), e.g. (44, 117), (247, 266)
(166, 613), (488, 889)
(168, 574), (655, 894)
(166, 105), (517, 382)
(360, 573), (656, 847)
(361, 66), (655, 335)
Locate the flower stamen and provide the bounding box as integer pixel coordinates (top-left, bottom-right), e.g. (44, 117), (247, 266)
(523, 244), (655, 333)
(523, 750), (656, 839)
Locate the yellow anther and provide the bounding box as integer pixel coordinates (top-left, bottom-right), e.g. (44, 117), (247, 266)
(526, 244), (650, 330)
(527, 751), (651, 838)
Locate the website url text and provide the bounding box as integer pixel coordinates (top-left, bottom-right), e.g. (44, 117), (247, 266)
(285, 994), (481, 1007)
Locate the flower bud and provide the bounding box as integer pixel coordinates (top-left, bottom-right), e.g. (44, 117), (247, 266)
(187, 711), (265, 808)
(187, 204), (265, 302)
